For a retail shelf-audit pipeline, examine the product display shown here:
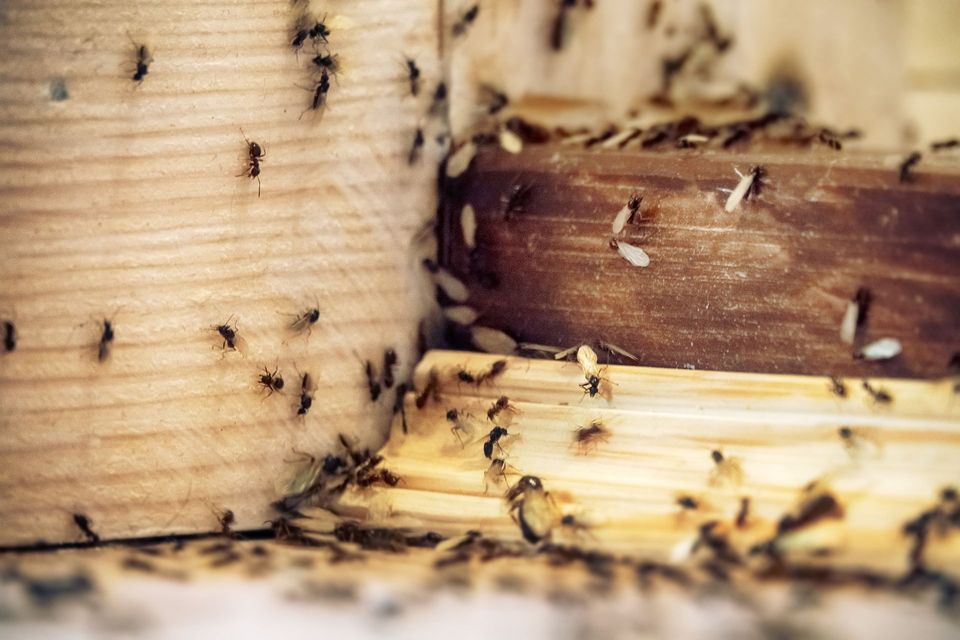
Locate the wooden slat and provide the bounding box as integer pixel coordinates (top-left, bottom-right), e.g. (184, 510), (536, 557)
(0, 0), (438, 547)
(437, 144), (960, 378)
(330, 350), (960, 577)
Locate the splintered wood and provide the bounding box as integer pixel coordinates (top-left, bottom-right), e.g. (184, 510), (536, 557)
(329, 350), (960, 578)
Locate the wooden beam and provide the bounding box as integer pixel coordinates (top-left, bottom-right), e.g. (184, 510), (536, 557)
(436, 144), (960, 378)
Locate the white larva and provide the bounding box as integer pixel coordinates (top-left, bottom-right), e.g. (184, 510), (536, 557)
(446, 142), (477, 178)
(499, 129), (523, 154)
(443, 305), (479, 325)
(678, 133), (710, 146)
(461, 204), (477, 249)
(471, 326), (518, 354)
(839, 299), (858, 345)
(433, 267), (470, 303)
(614, 240), (650, 267)
(723, 168), (754, 213)
(858, 337), (902, 361)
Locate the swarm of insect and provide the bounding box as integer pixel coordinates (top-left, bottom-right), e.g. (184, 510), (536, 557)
(505, 475), (558, 544)
(708, 449), (744, 487)
(238, 130), (265, 197)
(257, 365), (284, 396)
(572, 419), (610, 454)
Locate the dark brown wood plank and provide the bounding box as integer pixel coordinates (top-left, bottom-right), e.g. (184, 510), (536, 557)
(437, 144), (960, 378)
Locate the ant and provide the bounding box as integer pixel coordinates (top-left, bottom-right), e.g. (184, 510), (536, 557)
(217, 509), (235, 536)
(573, 420), (610, 454)
(735, 497), (751, 528)
(415, 367), (440, 409)
(311, 53), (340, 76)
(298, 372), (316, 416)
(214, 317), (240, 351)
(708, 449), (744, 487)
(408, 127), (425, 165)
(238, 129), (265, 197)
(451, 3), (479, 37)
(447, 409), (473, 447)
(73, 513), (100, 544)
(862, 380), (893, 404)
(2, 320), (14, 352)
(899, 151), (921, 183)
(828, 376), (847, 398)
(487, 395), (518, 421)
(290, 306), (320, 335)
(744, 165), (765, 201)
(404, 57), (421, 96)
(477, 359), (508, 385)
(300, 69), (331, 119)
(291, 14), (331, 51)
(129, 36), (153, 84)
(392, 382), (409, 433)
(362, 359), (381, 401)
(676, 495), (700, 511)
(483, 426), (509, 459)
(97, 318), (114, 362)
(456, 369), (476, 385)
(257, 365), (284, 396)
(382, 348), (397, 389)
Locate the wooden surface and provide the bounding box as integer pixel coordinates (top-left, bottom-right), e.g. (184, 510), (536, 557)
(437, 144), (960, 378)
(0, 0), (439, 547)
(333, 350), (960, 576)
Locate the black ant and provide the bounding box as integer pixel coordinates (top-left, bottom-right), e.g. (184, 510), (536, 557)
(456, 369), (477, 385)
(73, 513), (100, 544)
(217, 509), (235, 536)
(828, 376), (847, 398)
(862, 380), (892, 404)
(899, 151), (921, 183)
(483, 426), (509, 459)
(477, 359), (508, 385)
(447, 409), (471, 447)
(238, 130), (265, 197)
(291, 14), (330, 51)
(502, 182), (532, 220)
(214, 316), (241, 351)
(2, 320), (14, 352)
(415, 367), (440, 409)
(129, 37), (153, 84)
(482, 85), (508, 115)
(300, 69), (330, 119)
(290, 306), (320, 335)
(676, 495), (700, 510)
(382, 348), (397, 389)
(735, 497), (751, 528)
(744, 165), (765, 201)
(311, 53), (340, 76)
(258, 365), (284, 395)
(452, 3), (479, 37)
(97, 318), (114, 362)
(429, 82), (447, 116)
(297, 376), (314, 415)
(408, 127), (425, 165)
(580, 374), (601, 398)
(405, 57), (421, 96)
(309, 16), (331, 43)
(550, 0), (577, 51)
(393, 382), (409, 433)
(362, 359), (381, 402)
(573, 420), (610, 454)
(931, 138), (959, 151)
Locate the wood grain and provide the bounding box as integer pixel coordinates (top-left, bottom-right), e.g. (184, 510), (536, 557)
(0, 0), (439, 547)
(333, 350), (960, 576)
(437, 144), (960, 378)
